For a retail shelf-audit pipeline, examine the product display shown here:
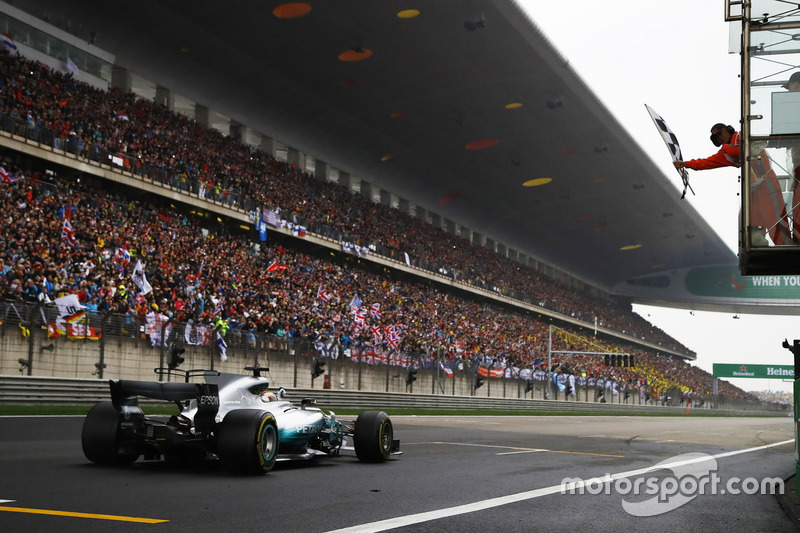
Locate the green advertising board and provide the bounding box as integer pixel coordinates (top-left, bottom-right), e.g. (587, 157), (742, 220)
(712, 363), (794, 379)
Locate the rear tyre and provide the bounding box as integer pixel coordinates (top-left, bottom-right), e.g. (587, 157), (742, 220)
(81, 401), (139, 465)
(217, 410), (278, 474)
(353, 411), (393, 463)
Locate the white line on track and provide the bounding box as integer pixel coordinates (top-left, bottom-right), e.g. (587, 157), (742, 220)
(0, 500), (16, 504)
(495, 450), (545, 456)
(324, 439), (794, 533)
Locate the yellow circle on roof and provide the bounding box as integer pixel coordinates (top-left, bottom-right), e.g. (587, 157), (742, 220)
(505, 103), (523, 109)
(620, 244), (643, 251)
(397, 10), (420, 19)
(523, 178), (552, 187)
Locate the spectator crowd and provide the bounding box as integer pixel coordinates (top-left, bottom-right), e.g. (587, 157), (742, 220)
(0, 47), (753, 400)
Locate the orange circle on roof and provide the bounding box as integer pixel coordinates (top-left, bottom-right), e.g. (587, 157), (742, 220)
(505, 102), (523, 109)
(397, 9), (420, 19)
(465, 139), (499, 150)
(341, 78), (359, 87)
(522, 178), (551, 187)
(273, 3), (311, 18)
(381, 154), (394, 162)
(390, 110), (406, 119)
(577, 214), (595, 221)
(620, 244), (643, 250)
(593, 178), (608, 183)
(339, 49), (373, 62)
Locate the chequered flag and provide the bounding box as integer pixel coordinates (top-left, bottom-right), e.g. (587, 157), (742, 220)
(645, 104), (694, 198)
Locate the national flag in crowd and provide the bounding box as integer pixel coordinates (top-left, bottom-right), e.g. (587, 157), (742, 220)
(353, 307), (367, 326)
(132, 259), (153, 295)
(370, 325), (383, 344)
(0, 166), (20, 183)
(2, 33), (17, 51)
(114, 247), (131, 263)
(290, 224), (307, 237)
(349, 294), (363, 314)
(369, 303), (382, 320)
(440, 362), (454, 377)
(61, 207), (77, 246)
(317, 284), (331, 303)
(267, 261), (287, 272)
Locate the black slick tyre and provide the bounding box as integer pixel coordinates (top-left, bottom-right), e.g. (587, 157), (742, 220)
(353, 411), (393, 462)
(81, 401), (139, 465)
(217, 410), (278, 474)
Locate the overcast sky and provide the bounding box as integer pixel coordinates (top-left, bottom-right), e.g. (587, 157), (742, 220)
(517, 0), (796, 392)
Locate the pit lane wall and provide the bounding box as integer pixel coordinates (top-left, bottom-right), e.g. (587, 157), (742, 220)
(0, 320), (783, 414)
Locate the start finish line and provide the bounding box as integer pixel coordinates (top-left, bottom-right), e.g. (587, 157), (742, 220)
(713, 363), (794, 379)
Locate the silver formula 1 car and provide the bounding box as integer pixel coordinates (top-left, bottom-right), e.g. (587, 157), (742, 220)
(81, 366), (399, 474)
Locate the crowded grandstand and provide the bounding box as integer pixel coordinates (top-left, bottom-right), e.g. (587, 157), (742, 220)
(0, 44), (759, 403)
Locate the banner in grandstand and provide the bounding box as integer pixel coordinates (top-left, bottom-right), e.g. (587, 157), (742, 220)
(50, 294), (100, 339)
(477, 366), (504, 378)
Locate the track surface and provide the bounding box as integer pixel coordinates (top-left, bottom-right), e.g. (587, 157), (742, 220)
(0, 415), (795, 532)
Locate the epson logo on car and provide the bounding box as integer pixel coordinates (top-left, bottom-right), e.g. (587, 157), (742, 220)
(200, 395), (219, 406)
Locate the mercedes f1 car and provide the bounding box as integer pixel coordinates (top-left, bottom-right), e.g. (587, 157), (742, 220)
(81, 366), (399, 474)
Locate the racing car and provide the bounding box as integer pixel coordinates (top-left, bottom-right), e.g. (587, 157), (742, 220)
(81, 366), (399, 474)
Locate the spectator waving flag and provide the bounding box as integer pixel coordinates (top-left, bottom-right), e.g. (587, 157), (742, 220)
(439, 362), (454, 377)
(645, 104), (694, 199)
(2, 33), (17, 51)
(267, 261), (287, 272)
(0, 166), (21, 183)
(317, 284), (331, 303)
(132, 259), (153, 295)
(369, 302), (381, 320)
(217, 331), (228, 362)
(349, 294), (363, 314)
(61, 206), (77, 246)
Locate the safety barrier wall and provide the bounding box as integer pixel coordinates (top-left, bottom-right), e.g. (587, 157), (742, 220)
(0, 375), (786, 417)
(0, 309), (785, 415)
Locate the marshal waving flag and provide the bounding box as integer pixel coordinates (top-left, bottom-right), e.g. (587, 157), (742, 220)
(645, 104), (695, 199)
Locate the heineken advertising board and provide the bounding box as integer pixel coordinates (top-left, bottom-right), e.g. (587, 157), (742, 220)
(713, 363), (794, 379)
(686, 267), (800, 299)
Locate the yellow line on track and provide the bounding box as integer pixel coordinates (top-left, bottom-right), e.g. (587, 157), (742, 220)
(0, 505), (168, 523)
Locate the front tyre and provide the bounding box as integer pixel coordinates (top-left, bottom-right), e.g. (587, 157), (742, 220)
(81, 401), (139, 466)
(353, 411), (393, 462)
(217, 410), (278, 474)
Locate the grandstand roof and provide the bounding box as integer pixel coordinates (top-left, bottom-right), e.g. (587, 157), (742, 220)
(15, 0), (736, 293)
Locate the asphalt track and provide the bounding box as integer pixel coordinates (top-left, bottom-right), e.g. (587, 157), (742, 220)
(0, 415), (795, 532)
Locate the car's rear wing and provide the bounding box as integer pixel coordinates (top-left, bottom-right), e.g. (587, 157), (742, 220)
(109, 379), (220, 432)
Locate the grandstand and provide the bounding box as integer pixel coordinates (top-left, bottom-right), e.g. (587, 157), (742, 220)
(0, 2), (778, 406)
